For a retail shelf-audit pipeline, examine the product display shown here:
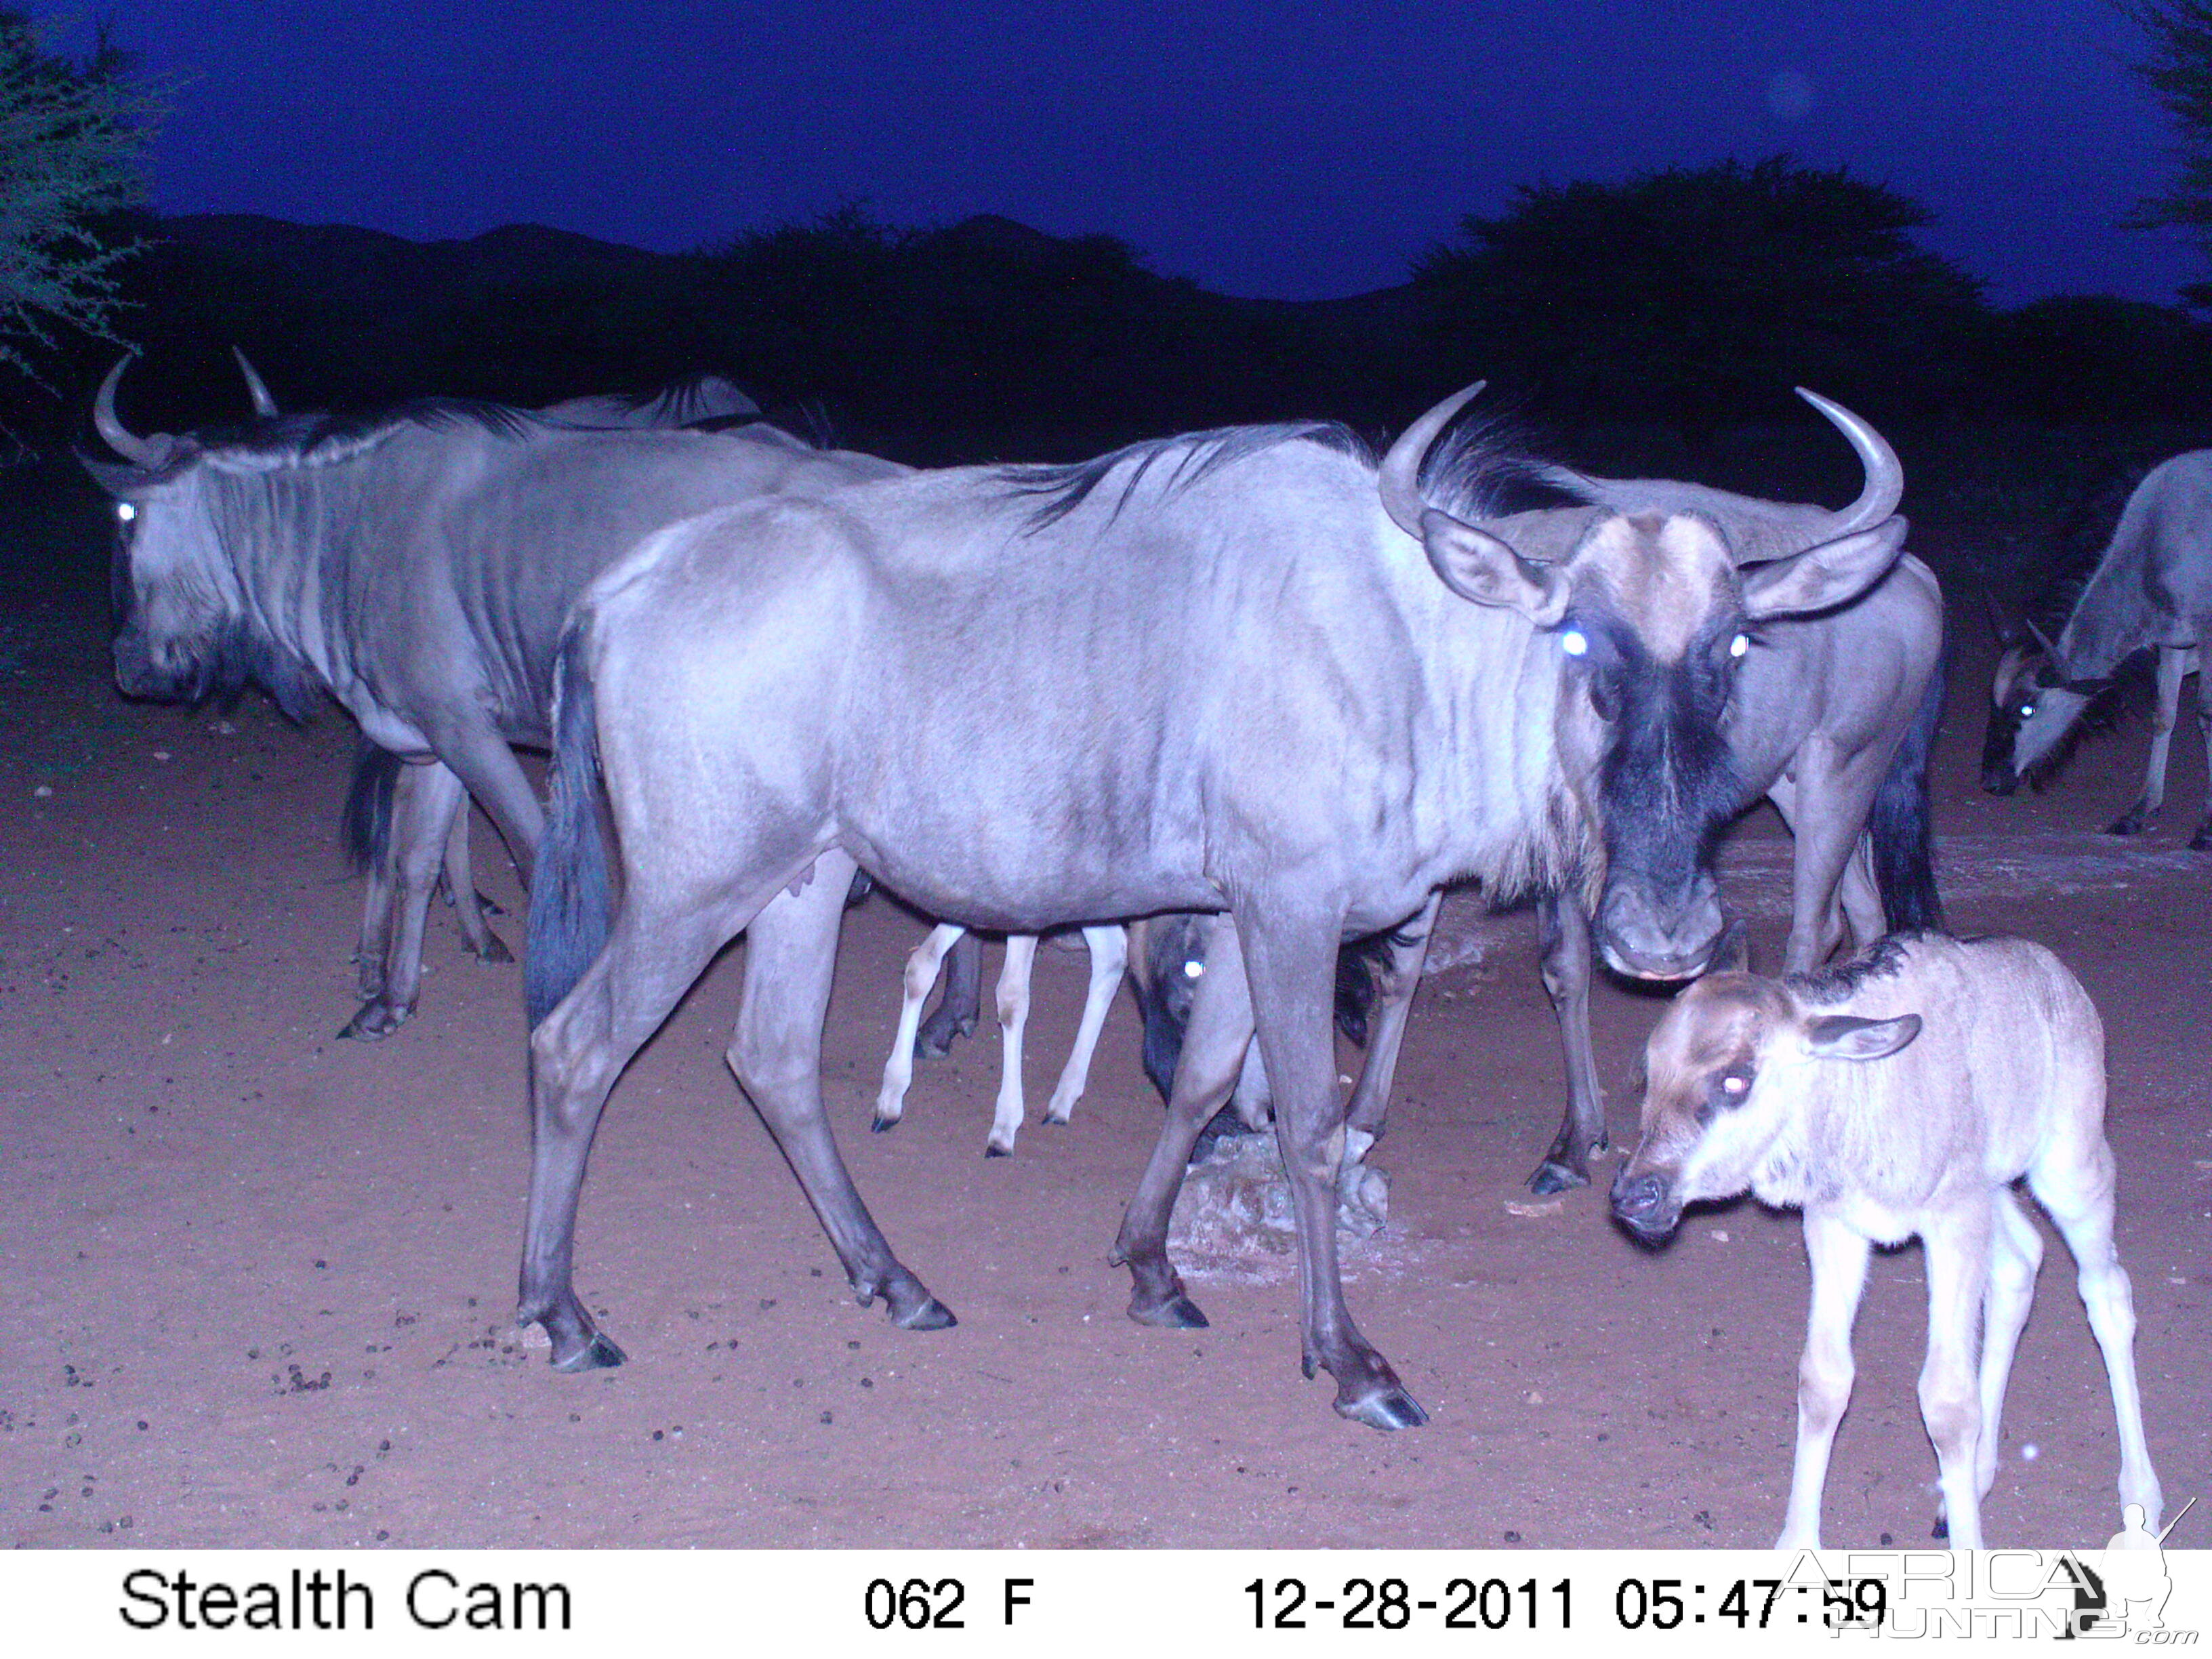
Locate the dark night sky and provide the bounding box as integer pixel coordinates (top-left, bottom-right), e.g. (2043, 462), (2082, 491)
(35, 0), (2203, 306)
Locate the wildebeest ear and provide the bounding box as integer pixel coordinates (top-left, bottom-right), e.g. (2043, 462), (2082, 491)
(1739, 516), (1909, 620)
(1421, 509), (1570, 627)
(1803, 1012), (1921, 1061)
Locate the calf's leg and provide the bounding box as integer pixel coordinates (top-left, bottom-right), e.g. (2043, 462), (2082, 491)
(917, 929), (983, 1057)
(342, 762), (469, 1040)
(1044, 926), (1128, 1124)
(874, 923), (964, 1130)
(1778, 1209), (1872, 1548)
(1975, 1185), (2044, 1499)
(987, 935), (1038, 1155)
(1919, 1203), (1992, 1548)
(2032, 1138), (2164, 1528)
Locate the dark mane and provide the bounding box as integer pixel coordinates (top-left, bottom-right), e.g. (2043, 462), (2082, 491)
(1785, 934), (1917, 1006)
(1002, 422), (1373, 531)
(1418, 407), (1577, 523)
(219, 398), (546, 466)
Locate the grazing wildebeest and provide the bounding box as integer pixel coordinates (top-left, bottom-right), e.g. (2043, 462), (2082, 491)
(1609, 934), (2163, 1549)
(1983, 450), (2212, 844)
(873, 923), (1128, 1155)
(1132, 396), (1944, 1195)
(518, 382), (1909, 1429)
(85, 354), (904, 1036)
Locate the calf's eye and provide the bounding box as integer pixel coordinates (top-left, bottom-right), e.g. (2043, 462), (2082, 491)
(1729, 633), (1748, 659)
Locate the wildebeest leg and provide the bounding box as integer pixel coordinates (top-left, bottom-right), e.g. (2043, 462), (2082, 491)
(1835, 836), (1885, 954)
(987, 935), (1039, 1155)
(1918, 1200), (1992, 1549)
(916, 930), (983, 1057)
(1529, 892), (1607, 1194)
(2110, 646), (2186, 835)
(341, 762), (470, 1040)
(438, 796), (512, 964)
(1113, 914), (1253, 1332)
(2188, 661), (2212, 851)
(430, 721), (546, 888)
(1244, 906), (1425, 1430)
(1777, 1208), (1872, 1549)
(874, 923), (964, 1131)
(519, 895), (752, 1370)
(729, 853), (955, 1330)
(1975, 1186), (2045, 1500)
(1777, 744), (1873, 972)
(1044, 926), (1128, 1125)
(354, 844), (396, 1000)
(2030, 1135), (2165, 1526)
(1342, 894), (1439, 1160)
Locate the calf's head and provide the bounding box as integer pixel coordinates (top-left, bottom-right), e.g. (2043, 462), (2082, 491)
(1381, 384), (1910, 981)
(1609, 972), (1921, 1243)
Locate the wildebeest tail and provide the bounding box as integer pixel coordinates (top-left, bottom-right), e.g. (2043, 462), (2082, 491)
(1869, 653), (1946, 934)
(525, 628), (615, 1029)
(342, 739), (401, 874)
(1334, 930), (1402, 1050)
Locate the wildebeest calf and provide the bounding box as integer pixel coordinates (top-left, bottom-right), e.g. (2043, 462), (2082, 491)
(1610, 933), (2162, 1549)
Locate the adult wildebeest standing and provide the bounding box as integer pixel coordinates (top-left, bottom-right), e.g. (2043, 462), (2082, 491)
(85, 355), (905, 1036)
(1983, 450), (2212, 843)
(1610, 935), (2163, 1549)
(518, 382), (1909, 1429)
(1123, 397), (1943, 1195)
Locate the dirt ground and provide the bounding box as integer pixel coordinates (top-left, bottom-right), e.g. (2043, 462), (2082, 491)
(1, 582), (2205, 1553)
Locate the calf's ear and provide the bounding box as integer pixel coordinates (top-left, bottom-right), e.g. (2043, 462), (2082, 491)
(1422, 510), (1570, 628)
(1740, 516), (1908, 619)
(1803, 1012), (1921, 1062)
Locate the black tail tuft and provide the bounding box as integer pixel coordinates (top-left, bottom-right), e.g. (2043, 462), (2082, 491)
(1869, 652), (1946, 934)
(342, 739), (401, 874)
(524, 628), (615, 1028)
(1334, 930), (1401, 1050)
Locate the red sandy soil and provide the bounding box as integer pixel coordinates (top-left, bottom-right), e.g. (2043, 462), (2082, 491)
(1, 602), (2204, 1551)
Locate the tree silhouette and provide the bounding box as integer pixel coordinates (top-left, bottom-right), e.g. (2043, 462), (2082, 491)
(1412, 157), (1986, 443)
(0, 12), (157, 386)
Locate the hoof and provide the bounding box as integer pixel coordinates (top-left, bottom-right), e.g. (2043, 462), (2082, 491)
(338, 1000), (411, 1040)
(894, 1296), (958, 1332)
(1930, 1513), (1949, 1541)
(1132, 1292), (1209, 1330)
(984, 1143), (1012, 1159)
(473, 933), (514, 965)
(872, 1114), (899, 1134)
(476, 891), (506, 918)
(551, 1332), (626, 1373)
(2192, 827), (2212, 853)
(1337, 1385), (1429, 1431)
(1528, 1158), (1590, 1196)
(2105, 817), (2144, 838)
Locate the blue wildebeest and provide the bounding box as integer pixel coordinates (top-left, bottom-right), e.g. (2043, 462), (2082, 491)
(1983, 450), (2212, 843)
(518, 383), (1909, 1429)
(85, 354), (904, 1036)
(1124, 397), (1945, 1195)
(1610, 935), (2163, 1549)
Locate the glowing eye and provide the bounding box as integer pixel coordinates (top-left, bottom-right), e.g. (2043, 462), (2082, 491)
(1729, 633), (1748, 659)
(1559, 628), (1589, 657)
(1721, 1074), (1749, 1096)
(116, 502), (136, 523)
(2020, 703), (2035, 720)
(1182, 960), (1204, 979)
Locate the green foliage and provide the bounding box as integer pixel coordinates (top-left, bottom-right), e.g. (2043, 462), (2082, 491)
(1411, 157), (1987, 436)
(0, 10), (157, 384)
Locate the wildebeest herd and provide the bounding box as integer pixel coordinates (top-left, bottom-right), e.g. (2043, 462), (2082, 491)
(89, 352), (2173, 1547)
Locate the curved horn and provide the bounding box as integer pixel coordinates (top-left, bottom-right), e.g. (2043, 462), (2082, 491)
(1378, 381), (1486, 537)
(1795, 388), (1902, 535)
(2024, 616), (2059, 659)
(94, 354), (166, 468)
(232, 346), (279, 419)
